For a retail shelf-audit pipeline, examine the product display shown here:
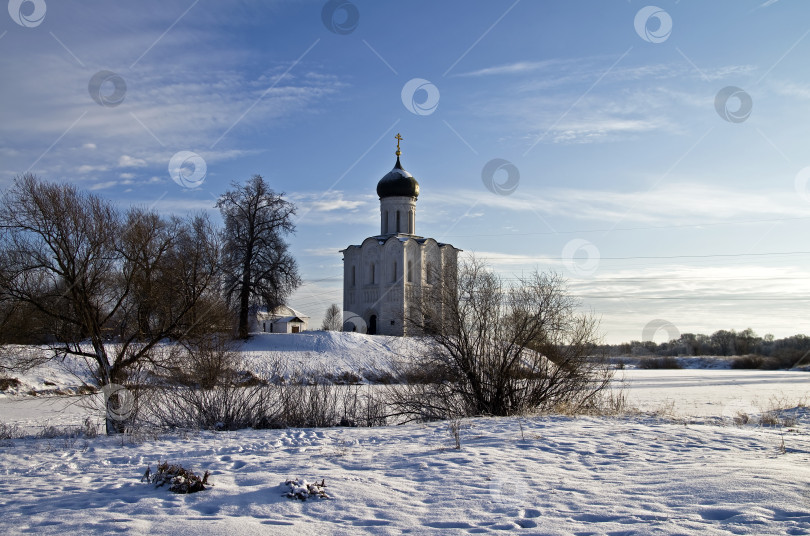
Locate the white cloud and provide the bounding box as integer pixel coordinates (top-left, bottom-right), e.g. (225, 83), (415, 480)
(77, 164), (108, 173)
(89, 181), (120, 191)
(291, 191), (375, 223)
(118, 155), (148, 168)
(551, 118), (666, 143)
(456, 60), (564, 77)
(304, 247), (344, 257)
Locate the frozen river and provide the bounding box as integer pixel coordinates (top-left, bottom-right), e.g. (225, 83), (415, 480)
(618, 369), (808, 417)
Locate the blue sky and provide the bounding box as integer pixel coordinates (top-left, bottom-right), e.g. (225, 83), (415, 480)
(3, 0), (810, 343)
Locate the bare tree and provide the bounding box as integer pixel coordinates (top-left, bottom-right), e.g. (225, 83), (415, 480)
(0, 174), (224, 433)
(321, 303), (342, 331)
(216, 175), (301, 339)
(393, 258), (610, 420)
(711, 329), (736, 356)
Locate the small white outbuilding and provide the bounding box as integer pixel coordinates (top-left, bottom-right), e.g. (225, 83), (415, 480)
(253, 305), (310, 333)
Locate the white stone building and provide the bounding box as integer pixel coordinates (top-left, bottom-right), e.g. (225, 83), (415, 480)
(341, 136), (460, 336)
(252, 305), (310, 333)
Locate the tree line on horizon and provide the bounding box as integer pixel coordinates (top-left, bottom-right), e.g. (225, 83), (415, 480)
(601, 328), (810, 367)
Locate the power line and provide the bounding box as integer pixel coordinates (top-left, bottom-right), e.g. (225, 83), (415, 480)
(576, 295), (810, 301)
(441, 215), (810, 238)
(475, 251), (810, 263)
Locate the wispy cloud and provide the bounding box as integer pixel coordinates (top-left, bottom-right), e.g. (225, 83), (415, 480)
(430, 182), (810, 225)
(289, 191), (375, 223)
(455, 59), (565, 77)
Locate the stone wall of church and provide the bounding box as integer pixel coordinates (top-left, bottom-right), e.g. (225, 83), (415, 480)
(342, 236), (459, 337)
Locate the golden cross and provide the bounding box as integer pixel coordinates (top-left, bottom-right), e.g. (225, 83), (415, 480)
(395, 133), (403, 153)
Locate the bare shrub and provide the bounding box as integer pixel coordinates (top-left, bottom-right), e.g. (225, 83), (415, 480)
(362, 369), (396, 384)
(142, 461), (210, 494)
(759, 412), (780, 427)
(638, 356), (682, 369)
(757, 396), (805, 428)
(0, 422), (22, 441)
(574, 382), (635, 416)
(733, 411), (750, 426)
(325, 371), (362, 385)
(147, 353), (389, 430)
(147, 381), (271, 431)
(166, 336), (242, 389)
(393, 259), (611, 421)
(271, 382), (387, 428)
(0, 377), (21, 391)
(448, 419), (461, 449)
(731, 354), (765, 369)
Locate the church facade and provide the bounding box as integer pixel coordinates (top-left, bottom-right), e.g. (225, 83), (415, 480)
(341, 135), (460, 336)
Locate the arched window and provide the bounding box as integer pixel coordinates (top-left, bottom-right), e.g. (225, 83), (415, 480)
(408, 210), (414, 234)
(407, 260), (413, 283)
(351, 266), (356, 287)
(426, 262), (433, 284)
(396, 211), (401, 233)
(370, 263), (376, 284)
(392, 261), (397, 282)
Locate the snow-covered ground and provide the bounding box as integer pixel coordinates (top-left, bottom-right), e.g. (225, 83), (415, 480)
(1, 333), (809, 534)
(1, 409), (808, 535)
(240, 331), (423, 382)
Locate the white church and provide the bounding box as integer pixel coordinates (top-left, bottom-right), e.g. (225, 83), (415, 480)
(341, 135), (460, 336)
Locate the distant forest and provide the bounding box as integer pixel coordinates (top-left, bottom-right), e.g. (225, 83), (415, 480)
(599, 328), (810, 369)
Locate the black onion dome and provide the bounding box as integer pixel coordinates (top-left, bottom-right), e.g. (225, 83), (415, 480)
(376, 157), (420, 199)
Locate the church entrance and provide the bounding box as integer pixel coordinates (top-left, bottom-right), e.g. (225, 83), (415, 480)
(368, 315), (377, 335)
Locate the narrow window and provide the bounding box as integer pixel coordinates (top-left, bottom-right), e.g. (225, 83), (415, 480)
(393, 261), (397, 282)
(351, 266), (356, 287)
(371, 263), (376, 284)
(407, 260), (413, 283)
(396, 211), (401, 233)
(408, 210), (414, 234)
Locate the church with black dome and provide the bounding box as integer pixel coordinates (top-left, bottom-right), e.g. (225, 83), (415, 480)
(341, 134), (460, 336)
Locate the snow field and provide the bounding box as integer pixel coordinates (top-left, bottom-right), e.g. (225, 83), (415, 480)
(1, 414), (809, 535)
